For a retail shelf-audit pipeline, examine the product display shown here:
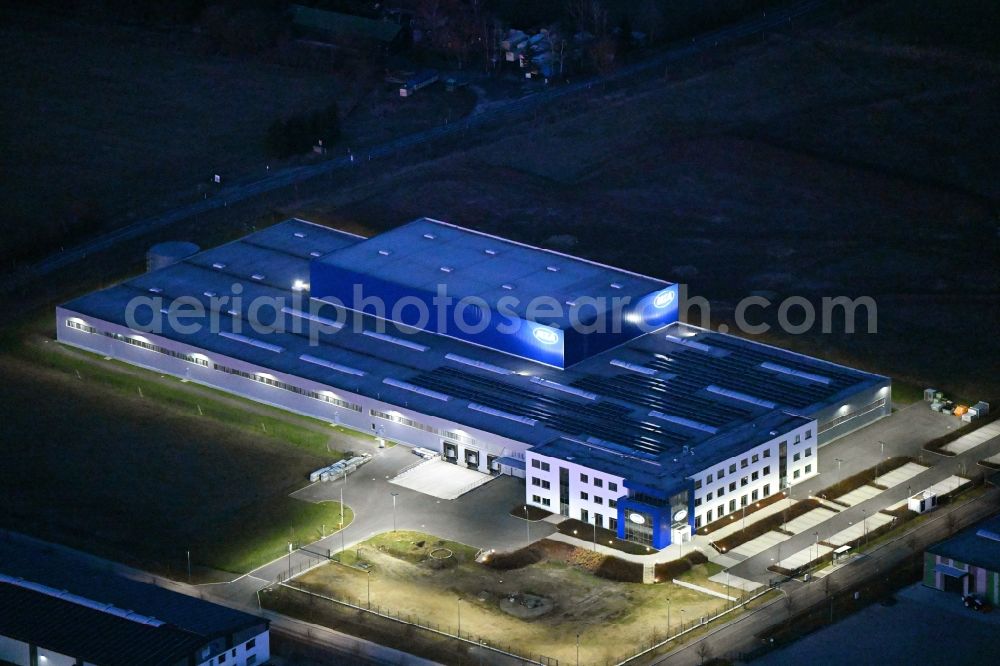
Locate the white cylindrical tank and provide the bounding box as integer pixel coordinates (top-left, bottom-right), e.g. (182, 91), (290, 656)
(147, 241), (200, 272)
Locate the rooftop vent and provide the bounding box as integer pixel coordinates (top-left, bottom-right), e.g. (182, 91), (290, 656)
(251, 273), (265, 281)
(546, 266), (559, 272)
(610, 282), (623, 289)
(148, 287), (163, 294)
(203, 291), (217, 298)
(530, 376), (597, 400)
(300, 354), (365, 377)
(445, 353), (513, 375)
(977, 529), (1000, 543)
(212, 262), (227, 270)
(383, 378), (451, 402)
(309, 251), (323, 258)
(423, 233), (437, 240)
(218, 331), (284, 353)
(468, 403), (537, 426)
(378, 249), (391, 256)
(294, 232), (307, 238)
(440, 266), (454, 273)
(282, 306), (343, 330)
(484, 249), (498, 256)
(501, 283), (515, 290)
(609, 359), (657, 376)
(361, 330), (429, 352)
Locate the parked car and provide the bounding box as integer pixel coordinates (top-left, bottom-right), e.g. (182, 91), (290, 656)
(963, 594), (992, 612)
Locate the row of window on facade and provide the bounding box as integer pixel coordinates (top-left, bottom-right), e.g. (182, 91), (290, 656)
(529, 459), (619, 491)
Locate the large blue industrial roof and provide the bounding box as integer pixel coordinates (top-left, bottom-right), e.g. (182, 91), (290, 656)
(60, 219), (887, 489)
(312, 217), (670, 327)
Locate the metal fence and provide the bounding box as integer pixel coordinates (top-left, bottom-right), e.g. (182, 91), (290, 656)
(276, 581), (558, 665)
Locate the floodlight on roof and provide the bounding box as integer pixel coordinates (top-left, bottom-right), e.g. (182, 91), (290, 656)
(292, 279), (310, 292)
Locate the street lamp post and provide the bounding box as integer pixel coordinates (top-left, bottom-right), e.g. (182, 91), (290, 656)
(667, 597), (671, 635)
(876, 440), (885, 479)
(835, 458), (843, 480)
(367, 570), (372, 609)
(391, 492), (399, 532)
(287, 542), (293, 581)
(457, 598), (463, 638)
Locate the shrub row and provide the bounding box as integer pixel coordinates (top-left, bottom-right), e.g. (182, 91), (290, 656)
(482, 539), (643, 583)
(653, 550), (708, 581)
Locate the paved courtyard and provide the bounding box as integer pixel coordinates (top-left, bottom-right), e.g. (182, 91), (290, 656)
(389, 458), (492, 499)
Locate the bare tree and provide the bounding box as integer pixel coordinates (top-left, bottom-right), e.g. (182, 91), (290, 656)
(696, 641), (712, 665)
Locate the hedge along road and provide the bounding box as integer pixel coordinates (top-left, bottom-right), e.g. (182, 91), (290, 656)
(3, 0), (828, 295)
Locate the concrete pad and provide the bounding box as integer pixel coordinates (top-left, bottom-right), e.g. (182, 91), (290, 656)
(777, 543), (833, 570)
(728, 531), (788, 560)
(874, 462), (929, 489)
(924, 475), (971, 497)
(389, 458), (493, 500)
(709, 571), (762, 592)
(827, 512), (893, 546)
(782, 507), (838, 535)
(837, 484), (883, 507)
(704, 499), (797, 540)
(944, 422), (1000, 454)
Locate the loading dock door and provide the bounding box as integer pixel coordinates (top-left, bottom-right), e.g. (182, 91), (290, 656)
(487, 454), (500, 475)
(465, 448), (480, 470)
(443, 441), (458, 464)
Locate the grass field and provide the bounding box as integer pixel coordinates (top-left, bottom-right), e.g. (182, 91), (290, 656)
(273, 531), (732, 665)
(0, 308), (367, 577)
(0, 7), (475, 263)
